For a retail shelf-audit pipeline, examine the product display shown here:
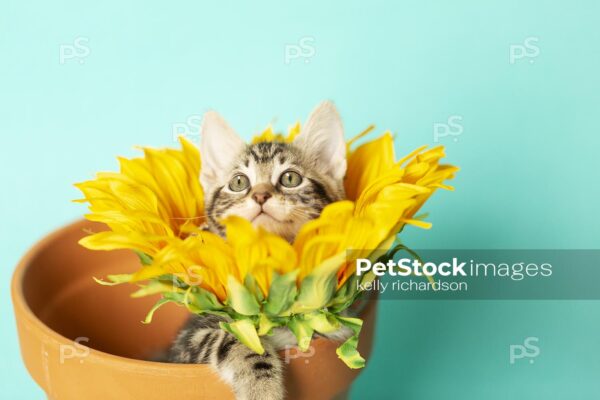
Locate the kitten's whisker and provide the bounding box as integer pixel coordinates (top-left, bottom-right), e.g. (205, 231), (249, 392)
(287, 208), (320, 220)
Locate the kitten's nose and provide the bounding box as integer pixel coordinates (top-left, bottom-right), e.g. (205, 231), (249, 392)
(252, 192), (271, 205)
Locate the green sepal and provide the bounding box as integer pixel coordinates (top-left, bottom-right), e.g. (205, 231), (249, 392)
(244, 274), (265, 303)
(166, 274), (190, 291)
(335, 316), (365, 369)
(291, 252), (346, 313)
(142, 293), (183, 324)
(130, 279), (179, 298)
(227, 275), (261, 316)
(185, 286), (224, 312)
(134, 250), (153, 266)
(264, 270), (299, 316)
(258, 313), (280, 336)
(220, 319), (265, 354)
(305, 311), (340, 334)
(142, 298), (171, 324)
(288, 316), (314, 352)
(93, 273), (133, 286)
(329, 273), (361, 313)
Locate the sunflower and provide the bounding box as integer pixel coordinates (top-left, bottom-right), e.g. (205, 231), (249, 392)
(75, 124), (457, 368)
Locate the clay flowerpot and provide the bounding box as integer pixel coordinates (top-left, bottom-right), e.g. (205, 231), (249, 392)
(12, 220), (377, 400)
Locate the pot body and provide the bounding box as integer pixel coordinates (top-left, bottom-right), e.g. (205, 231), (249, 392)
(12, 220), (377, 400)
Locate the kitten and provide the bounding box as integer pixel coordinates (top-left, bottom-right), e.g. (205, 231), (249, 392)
(168, 102), (352, 400)
(198, 101), (347, 242)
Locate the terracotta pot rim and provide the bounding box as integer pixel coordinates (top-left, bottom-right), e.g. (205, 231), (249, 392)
(10, 219), (343, 374)
(11, 219), (222, 373)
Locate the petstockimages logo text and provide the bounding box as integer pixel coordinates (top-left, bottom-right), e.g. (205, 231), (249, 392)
(354, 256), (554, 295)
(356, 257), (553, 279)
(351, 250), (600, 300)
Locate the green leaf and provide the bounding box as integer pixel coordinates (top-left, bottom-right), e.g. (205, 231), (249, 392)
(264, 270), (299, 316)
(288, 316), (314, 351)
(227, 275), (261, 316)
(335, 316), (365, 369)
(291, 252), (346, 313)
(220, 319), (264, 354)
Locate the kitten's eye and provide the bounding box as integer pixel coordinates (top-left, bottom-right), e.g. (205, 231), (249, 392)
(279, 170), (302, 188)
(228, 174), (250, 192)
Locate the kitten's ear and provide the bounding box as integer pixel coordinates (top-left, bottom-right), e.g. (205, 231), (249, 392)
(294, 101), (346, 180)
(200, 111), (245, 189)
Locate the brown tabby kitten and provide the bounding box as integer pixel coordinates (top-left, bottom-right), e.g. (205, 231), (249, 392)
(199, 101), (346, 242)
(168, 102), (352, 400)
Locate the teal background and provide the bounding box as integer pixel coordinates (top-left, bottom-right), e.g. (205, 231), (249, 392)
(2, 1), (599, 399)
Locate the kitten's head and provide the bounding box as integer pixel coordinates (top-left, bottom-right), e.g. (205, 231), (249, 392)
(199, 101), (346, 242)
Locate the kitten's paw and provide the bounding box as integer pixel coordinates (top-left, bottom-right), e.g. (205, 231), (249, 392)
(237, 376), (284, 400)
